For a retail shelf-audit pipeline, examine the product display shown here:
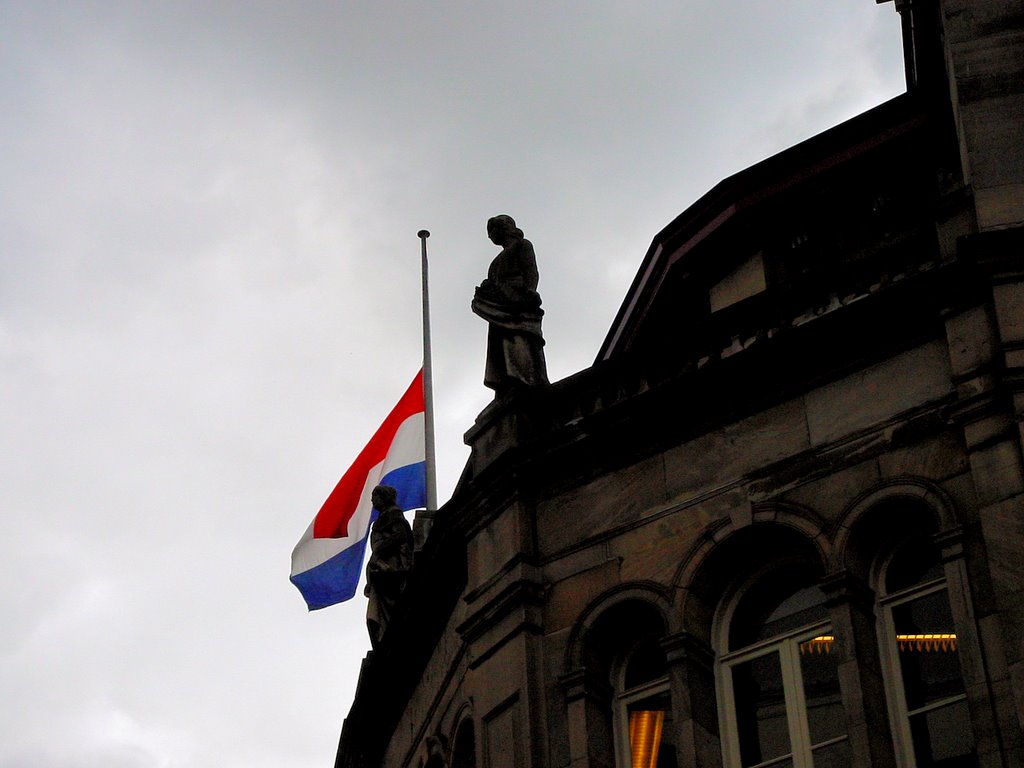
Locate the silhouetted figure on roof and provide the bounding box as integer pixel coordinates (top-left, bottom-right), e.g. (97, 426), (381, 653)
(472, 214), (549, 398)
(364, 484), (413, 647)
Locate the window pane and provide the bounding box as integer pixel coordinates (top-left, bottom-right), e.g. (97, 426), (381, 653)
(892, 591), (964, 709)
(908, 700), (978, 767)
(798, 637), (845, 745)
(761, 586), (828, 639)
(810, 738), (850, 768)
(886, 537), (943, 593)
(627, 690), (677, 768)
(730, 569), (828, 649)
(732, 653), (791, 767)
(451, 720), (476, 768)
(624, 637), (668, 689)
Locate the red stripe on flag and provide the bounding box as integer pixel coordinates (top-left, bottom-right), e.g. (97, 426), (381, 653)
(312, 370), (425, 539)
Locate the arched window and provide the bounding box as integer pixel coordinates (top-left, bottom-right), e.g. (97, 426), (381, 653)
(878, 536), (977, 767)
(614, 636), (677, 768)
(717, 566), (850, 768)
(450, 718), (476, 768)
(572, 596), (677, 768)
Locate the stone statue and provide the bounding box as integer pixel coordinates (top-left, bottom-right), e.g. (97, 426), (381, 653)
(471, 215), (549, 396)
(364, 484), (414, 647)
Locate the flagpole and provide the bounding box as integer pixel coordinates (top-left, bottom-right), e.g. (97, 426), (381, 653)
(418, 230), (438, 515)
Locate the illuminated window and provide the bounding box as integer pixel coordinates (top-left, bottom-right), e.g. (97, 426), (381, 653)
(614, 637), (678, 768)
(879, 538), (977, 767)
(718, 569), (850, 768)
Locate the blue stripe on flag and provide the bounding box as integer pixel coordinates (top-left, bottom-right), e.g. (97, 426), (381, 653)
(290, 518), (374, 610)
(290, 461), (425, 611)
(380, 460), (427, 512)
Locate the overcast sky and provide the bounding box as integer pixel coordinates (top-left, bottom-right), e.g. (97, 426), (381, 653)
(1, 3), (906, 767)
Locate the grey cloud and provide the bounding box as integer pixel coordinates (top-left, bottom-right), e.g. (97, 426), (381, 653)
(0, 3), (905, 766)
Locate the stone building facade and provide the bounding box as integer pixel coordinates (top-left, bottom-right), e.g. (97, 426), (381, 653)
(337, 2), (1024, 766)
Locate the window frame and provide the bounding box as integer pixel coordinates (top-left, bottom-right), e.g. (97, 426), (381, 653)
(612, 642), (673, 768)
(713, 560), (853, 768)
(877, 565), (975, 767)
(717, 617), (849, 768)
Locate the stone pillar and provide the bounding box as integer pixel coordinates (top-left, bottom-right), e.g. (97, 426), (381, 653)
(661, 631), (723, 768)
(820, 571), (898, 768)
(944, 244), (1024, 761)
(558, 668), (614, 768)
(937, 0), (1024, 231)
(457, 564), (547, 768)
(935, 527), (1020, 767)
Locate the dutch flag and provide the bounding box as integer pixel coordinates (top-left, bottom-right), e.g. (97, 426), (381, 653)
(290, 370), (427, 610)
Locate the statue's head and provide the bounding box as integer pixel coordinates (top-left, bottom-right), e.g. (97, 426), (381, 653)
(371, 484), (398, 510)
(487, 215), (523, 246)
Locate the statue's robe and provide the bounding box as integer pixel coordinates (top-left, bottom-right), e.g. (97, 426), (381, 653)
(364, 504), (413, 647)
(472, 238), (548, 393)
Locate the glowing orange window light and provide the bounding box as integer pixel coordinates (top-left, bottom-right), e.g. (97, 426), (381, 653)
(628, 710), (665, 768)
(798, 634), (958, 654)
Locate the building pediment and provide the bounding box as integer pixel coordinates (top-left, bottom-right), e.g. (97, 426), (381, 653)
(598, 94), (964, 367)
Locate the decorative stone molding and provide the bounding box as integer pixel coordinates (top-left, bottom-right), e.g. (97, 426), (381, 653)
(563, 582), (673, 672)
